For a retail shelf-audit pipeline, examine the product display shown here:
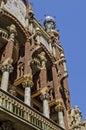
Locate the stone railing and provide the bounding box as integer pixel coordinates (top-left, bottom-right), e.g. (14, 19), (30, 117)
(0, 89), (64, 130)
(0, 28), (8, 40)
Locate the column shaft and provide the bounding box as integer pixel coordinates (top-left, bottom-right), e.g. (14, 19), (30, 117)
(43, 99), (49, 118)
(22, 74), (33, 106)
(24, 86), (31, 106)
(58, 110), (65, 128)
(1, 71), (9, 91)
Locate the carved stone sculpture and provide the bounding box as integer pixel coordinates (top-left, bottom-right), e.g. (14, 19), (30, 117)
(68, 106), (82, 127)
(0, 0), (7, 9)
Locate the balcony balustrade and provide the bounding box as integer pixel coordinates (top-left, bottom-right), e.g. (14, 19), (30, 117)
(0, 28), (8, 40)
(0, 89), (65, 130)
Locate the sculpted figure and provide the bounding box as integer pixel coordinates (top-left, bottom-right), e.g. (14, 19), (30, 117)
(69, 105), (82, 127)
(0, 0), (7, 9)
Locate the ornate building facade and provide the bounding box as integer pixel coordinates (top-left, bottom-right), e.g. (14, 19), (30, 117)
(0, 0), (86, 130)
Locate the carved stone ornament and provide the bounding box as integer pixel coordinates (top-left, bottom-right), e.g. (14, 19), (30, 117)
(22, 74), (34, 88)
(68, 106), (82, 127)
(7, 24), (17, 42)
(31, 51), (47, 70)
(40, 87), (50, 100)
(1, 58), (13, 73)
(55, 99), (64, 112)
(26, 4), (34, 20)
(38, 51), (47, 68)
(0, 0), (7, 9)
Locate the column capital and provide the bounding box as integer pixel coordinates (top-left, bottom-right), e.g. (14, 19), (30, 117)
(55, 99), (64, 112)
(22, 74), (33, 88)
(40, 87), (50, 100)
(1, 58), (13, 73)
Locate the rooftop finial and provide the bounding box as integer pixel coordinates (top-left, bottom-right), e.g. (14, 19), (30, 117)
(43, 16), (56, 32)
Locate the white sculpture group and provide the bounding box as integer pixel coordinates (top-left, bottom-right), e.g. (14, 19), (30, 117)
(69, 106), (82, 127)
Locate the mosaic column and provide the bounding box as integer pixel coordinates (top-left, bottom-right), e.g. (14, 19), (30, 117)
(1, 60), (13, 91)
(22, 74), (33, 106)
(40, 87), (50, 118)
(55, 100), (65, 128)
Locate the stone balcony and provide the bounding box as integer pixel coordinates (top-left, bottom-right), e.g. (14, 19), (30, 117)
(0, 89), (65, 130)
(0, 28), (8, 40)
(0, 28), (8, 49)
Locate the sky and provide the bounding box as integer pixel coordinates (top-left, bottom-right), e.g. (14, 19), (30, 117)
(29, 0), (86, 119)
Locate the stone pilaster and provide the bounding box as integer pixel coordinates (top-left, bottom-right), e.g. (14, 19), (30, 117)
(40, 87), (50, 118)
(55, 99), (65, 128)
(24, 39), (31, 74)
(52, 65), (61, 99)
(22, 74), (33, 106)
(1, 59), (13, 91)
